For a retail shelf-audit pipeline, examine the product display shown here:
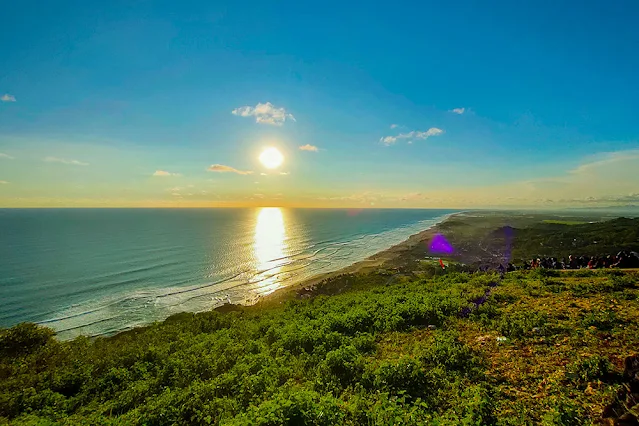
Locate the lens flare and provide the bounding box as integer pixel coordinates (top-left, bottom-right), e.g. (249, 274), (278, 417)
(429, 234), (454, 254)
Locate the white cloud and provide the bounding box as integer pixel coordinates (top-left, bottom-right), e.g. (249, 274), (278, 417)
(1, 94), (16, 102)
(280, 171), (290, 175)
(417, 128), (444, 138)
(390, 124), (399, 129)
(208, 164), (253, 175)
(260, 172), (267, 176)
(44, 156), (89, 166)
(380, 135), (398, 145)
(299, 144), (319, 152)
(0, 153), (15, 159)
(0, 180), (8, 184)
(153, 170), (181, 177)
(379, 127), (444, 146)
(450, 108), (465, 114)
(231, 102), (295, 126)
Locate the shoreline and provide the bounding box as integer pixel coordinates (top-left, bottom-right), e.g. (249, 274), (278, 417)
(44, 211), (466, 339)
(35, 209), (634, 338)
(221, 211), (469, 310)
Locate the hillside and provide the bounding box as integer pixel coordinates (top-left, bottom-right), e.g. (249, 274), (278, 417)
(432, 215), (639, 268)
(1, 267), (638, 425)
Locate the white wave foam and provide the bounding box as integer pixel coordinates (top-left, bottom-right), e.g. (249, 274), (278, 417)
(41, 214), (452, 340)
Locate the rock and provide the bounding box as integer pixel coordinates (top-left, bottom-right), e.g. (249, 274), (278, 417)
(624, 355), (639, 383)
(427, 325), (437, 330)
(601, 354), (639, 425)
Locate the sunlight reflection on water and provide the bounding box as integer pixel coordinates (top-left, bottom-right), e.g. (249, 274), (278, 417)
(253, 207), (288, 295)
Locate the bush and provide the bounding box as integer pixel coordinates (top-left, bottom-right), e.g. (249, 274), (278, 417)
(319, 345), (364, 388)
(0, 269), (634, 425)
(541, 396), (585, 426)
(566, 355), (614, 383)
(609, 274), (637, 291)
(365, 357), (432, 399)
(419, 333), (481, 375)
(581, 310), (619, 331)
(0, 323), (54, 357)
(495, 311), (548, 339)
(351, 333), (376, 354)
(228, 388), (344, 426)
(455, 383), (497, 425)
(532, 268), (560, 278)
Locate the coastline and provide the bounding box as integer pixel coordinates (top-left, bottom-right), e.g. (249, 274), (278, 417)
(40, 210), (467, 339)
(222, 211), (469, 310)
(5, 212), (638, 425)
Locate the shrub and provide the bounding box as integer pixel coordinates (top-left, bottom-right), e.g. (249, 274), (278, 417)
(532, 268), (560, 278)
(566, 355), (614, 383)
(319, 345), (364, 388)
(541, 396), (585, 426)
(495, 311), (548, 339)
(609, 274), (637, 291)
(581, 310), (619, 331)
(452, 383), (497, 425)
(419, 333), (481, 376)
(0, 323), (54, 357)
(228, 388), (345, 426)
(365, 357), (431, 399)
(351, 333), (376, 353)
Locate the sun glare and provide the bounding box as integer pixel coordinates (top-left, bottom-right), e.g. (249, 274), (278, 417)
(253, 207), (287, 295)
(259, 147), (284, 169)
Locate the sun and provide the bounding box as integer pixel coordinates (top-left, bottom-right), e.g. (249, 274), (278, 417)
(259, 147), (284, 169)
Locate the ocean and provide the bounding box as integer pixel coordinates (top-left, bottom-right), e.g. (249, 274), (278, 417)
(0, 208), (457, 339)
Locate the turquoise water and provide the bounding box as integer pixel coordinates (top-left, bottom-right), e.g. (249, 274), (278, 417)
(0, 208), (457, 339)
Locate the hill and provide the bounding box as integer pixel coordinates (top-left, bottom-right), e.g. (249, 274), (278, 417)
(1, 267), (638, 425)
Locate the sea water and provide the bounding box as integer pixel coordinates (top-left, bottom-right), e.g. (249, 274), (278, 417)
(0, 208), (457, 339)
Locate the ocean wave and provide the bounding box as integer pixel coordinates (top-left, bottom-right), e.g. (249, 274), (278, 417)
(33, 213), (453, 340)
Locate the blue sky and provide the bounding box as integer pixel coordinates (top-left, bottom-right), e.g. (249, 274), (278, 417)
(1, 0), (638, 207)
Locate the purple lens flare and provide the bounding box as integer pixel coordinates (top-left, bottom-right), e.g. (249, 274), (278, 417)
(503, 225), (514, 265)
(429, 233), (454, 254)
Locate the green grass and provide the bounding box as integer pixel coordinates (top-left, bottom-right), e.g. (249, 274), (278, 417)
(1, 269), (637, 425)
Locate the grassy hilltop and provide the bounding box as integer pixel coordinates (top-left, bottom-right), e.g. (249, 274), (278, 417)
(1, 215), (638, 425)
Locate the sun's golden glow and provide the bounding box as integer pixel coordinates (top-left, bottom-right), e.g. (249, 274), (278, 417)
(253, 207), (287, 294)
(259, 147), (284, 169)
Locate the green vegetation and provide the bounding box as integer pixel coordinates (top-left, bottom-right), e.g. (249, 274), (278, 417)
(510, 217), (639, 260)
(1, 268), (638, 425)
(541, 220), (588, 226)
(432, 216), (639, 267)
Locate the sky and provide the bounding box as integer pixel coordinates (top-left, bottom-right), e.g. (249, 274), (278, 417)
(1, 0), (639, 208)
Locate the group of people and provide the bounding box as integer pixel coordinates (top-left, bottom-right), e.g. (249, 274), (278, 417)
(523, 251), (639, 270)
